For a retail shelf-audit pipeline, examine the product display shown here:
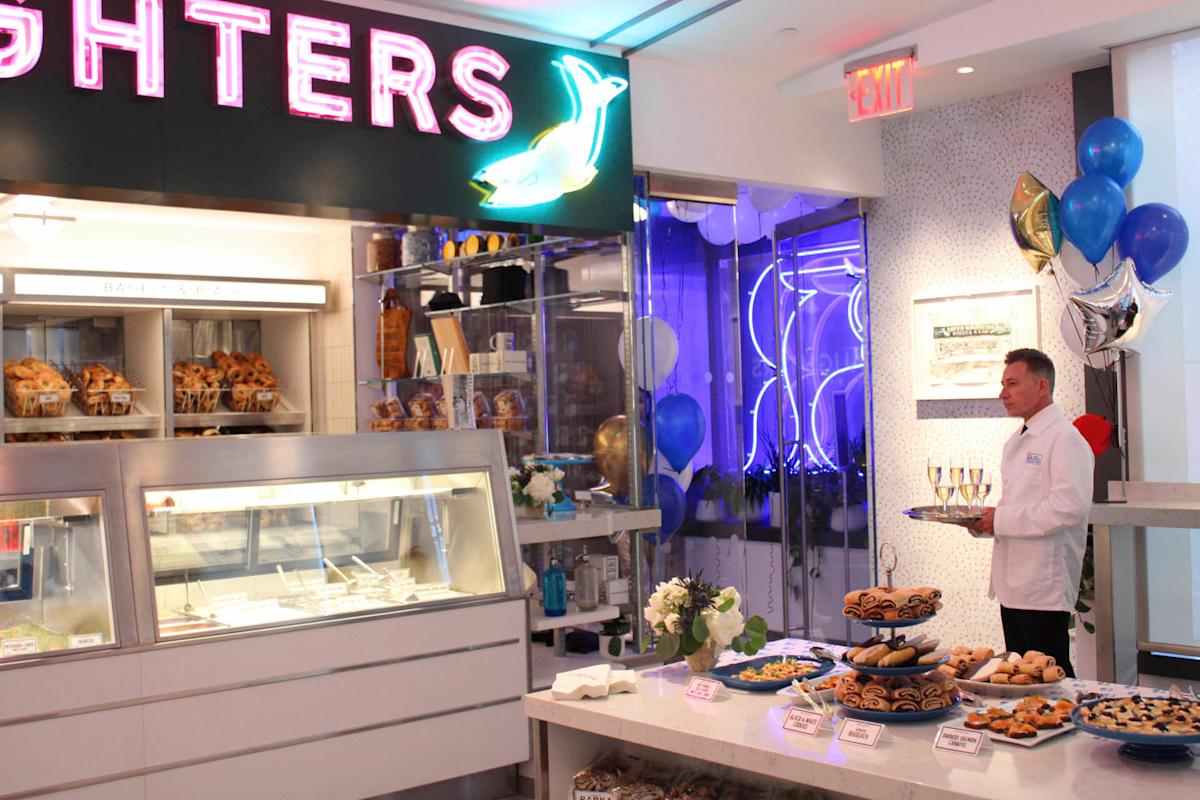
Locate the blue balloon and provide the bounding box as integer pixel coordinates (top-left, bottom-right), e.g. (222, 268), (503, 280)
(643, 474), (685, 544)
(655, 393), (706, 472)
(1078, 117), (1144, 188)
(1117, 202), (1190, 284)
(1060, 174), (1127, 265)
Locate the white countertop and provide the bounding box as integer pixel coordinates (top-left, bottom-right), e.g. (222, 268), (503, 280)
(1089, 500), (1200, 528)
(526, 638), (1196, 800)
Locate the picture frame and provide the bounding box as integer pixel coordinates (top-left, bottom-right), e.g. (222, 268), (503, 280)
(911, 287), (1040, 400)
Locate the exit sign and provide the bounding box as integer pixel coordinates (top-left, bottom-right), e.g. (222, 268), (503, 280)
(845, 47), (915, 122)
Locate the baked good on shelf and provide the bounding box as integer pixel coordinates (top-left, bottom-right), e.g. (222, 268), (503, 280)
(834, 670), (958, 714)
(842, 585), (943, 620)
(4, 360), (72, 418)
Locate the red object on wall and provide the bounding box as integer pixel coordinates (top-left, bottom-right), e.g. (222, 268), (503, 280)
(846, 54), (914, 122)
(0, 521), (18, 553)
(1074, 413), (1114, 456)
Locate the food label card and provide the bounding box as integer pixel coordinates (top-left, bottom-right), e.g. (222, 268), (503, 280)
(684, 676), (721, 702)
(782, 707), (827, 736)
(68, 633), (105, 649)
(573, 792), (615, 800)
(934, 725), (986, 756)
(1, 637), (37, 658)
(838, 719), (885, 748)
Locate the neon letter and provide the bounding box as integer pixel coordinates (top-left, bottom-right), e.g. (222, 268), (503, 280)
(369, 29), (439, 133)
(0, 6), (43, 79)
(72, 0), (164, 98)
(184, 0), (270, 108)
(286, 14), (352, 122)
(448, 46), (512, 142)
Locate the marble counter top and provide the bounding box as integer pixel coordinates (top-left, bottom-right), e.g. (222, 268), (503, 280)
(526, 639), (1195, 800)
(1089, 500), (1200, 528)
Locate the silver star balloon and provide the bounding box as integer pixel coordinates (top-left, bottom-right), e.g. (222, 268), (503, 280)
(1069, 258), (1172, 354)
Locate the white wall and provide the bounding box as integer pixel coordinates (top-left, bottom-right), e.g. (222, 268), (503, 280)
(1112, 31), (1200, 647)
(866, 79), (1086, 650)
(629, 55), (886, 197)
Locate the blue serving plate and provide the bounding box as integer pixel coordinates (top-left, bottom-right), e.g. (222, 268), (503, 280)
(709, 655), (834, 692)
(846, 615), (936, 629)
(840, 654), (949, 677)
(1070, 698), (1200, 746)
(838, 697), (961, 723)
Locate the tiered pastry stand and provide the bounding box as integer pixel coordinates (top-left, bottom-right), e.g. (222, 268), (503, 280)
(836, 543), (958, 723)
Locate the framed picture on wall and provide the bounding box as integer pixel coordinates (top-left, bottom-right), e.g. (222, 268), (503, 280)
(911, 287), (1040, 400)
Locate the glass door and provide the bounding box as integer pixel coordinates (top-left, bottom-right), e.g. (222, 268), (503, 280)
(769, 205), (872, 642)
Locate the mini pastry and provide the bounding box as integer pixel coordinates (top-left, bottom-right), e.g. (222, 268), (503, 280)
(971, 647), (995, 663)
(1010, 674), (1037, 686)
(1006, 722), (1038, 739)
(915, 638), (941, 655)
(878, 647), (916, 667)
(860, 697), (892, 712)
(995, 661), (1017, 675)
(990, 674), (1011, 684)
(964, 712), (991, 729)
(917, 650), (947, 665)
(892, 699), (920, 712)
(1034, 714), (1064, 729)
(1041, 666), (1066, 683)
(988, 718), (1014, 734)
(853, 644), (891, 666)
(986, 706), (1012, 719)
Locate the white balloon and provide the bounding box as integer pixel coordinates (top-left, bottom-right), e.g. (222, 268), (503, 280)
(666, 199), (712, 223)
(747, 186), (794, 213)
(736, 190), (768, 244)
(1059, 305), (1110, 369)
(765, 193), (814, 230)
(617, 316), (679, 390)
(697, 203), (736, 246)
(655, 451), (693, 491)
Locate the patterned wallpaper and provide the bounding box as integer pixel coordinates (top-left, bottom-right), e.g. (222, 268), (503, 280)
(865, 79), (1085, 650)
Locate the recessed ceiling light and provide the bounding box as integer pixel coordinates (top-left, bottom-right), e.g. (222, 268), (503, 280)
(956, 66), (975, 75)
(776, 27), (798, 37)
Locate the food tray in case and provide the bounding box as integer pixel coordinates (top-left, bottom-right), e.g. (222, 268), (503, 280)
(838, 696), (961, 723)
(708, 656), (834, 692)
(4, 381), (72, 418)
(840, 654), (950, 677)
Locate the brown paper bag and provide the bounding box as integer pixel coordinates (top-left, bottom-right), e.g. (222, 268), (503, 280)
(376, 289), (412, 379)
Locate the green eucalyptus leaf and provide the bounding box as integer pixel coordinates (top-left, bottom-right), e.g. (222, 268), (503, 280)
(743, 639), (763, 656)
(608, 636), (624, 657)
(730, 634), (748, 653)
(692, 615), (709, 644)
(744, 615), (768, 636)
(1083, 621), (1096, 634)
(680, 626), (700, 655)
(655, 632), (680, 659)
(717, 597), (735, 613)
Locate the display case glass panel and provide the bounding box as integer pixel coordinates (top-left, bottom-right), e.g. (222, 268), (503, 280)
(0, 496), (118, 659)
(145, 470), (504, 638)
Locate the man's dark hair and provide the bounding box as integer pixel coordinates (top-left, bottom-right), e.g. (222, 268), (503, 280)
(1005, 348), (1055, 395)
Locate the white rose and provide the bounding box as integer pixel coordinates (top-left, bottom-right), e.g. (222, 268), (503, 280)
(718, 586), (741, 610)
(523, 472), (557, 504)
(663, 612), (682, 634)
(703, 606), (745, 648)
(550, 467), (565, 481)
(644, 605), (663, 628)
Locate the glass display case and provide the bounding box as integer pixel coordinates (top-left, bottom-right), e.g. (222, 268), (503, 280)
(144, 471), (504, 638)
(118, 431), (520, 642)
(0, 495), (117, 659)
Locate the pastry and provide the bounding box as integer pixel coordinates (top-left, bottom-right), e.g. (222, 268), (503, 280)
(1010, 674), (1037, 686)
(853, 644), (891, 666)
(991, 673), (1011, 684)
(917, 650), (947, 665)
(1041, 666), (1066, 683)
(988, 718), (1014, 734)
(878, 647), (916, 667)
(860, 697), (892, 712)
(965, 712), (991, 729)
(1006, 722), (1038, 739)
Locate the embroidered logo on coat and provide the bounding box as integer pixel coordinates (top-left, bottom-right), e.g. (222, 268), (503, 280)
(1025, 453), (1043, 465)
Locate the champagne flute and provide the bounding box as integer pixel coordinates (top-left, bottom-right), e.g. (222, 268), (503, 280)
(949, 457), (964, 510)
(926, 458), (943, 506)
(935, 477), (956, 515)
(960, 481), (978, 514)
(968, 456), (984, 488)
(976, 470), (992, 510)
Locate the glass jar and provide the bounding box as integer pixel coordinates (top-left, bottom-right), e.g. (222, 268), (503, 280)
(574, 550), (599, 612)
(541, 558), (567, 617)
(400, 226), (439, 267)
(366, 230), (397, 273)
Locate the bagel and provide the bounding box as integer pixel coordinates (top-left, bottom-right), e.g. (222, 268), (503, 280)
(13, 379), (36, 393)
(210, 350), (227, 363)
(251, 356), (272, 375)
(226, 365), (248, 383)
(242, 369), (259, 385)
(10, 365), (36, 381)
(185, 363), (205, 378)
(260, 377), (279, 390)
(34, 375), (56, 390)
(206, 370), (224, 385)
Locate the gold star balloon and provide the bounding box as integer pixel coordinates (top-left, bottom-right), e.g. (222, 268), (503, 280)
(1010, 172), (1063, 273)
(1070, 258), (1172, 353)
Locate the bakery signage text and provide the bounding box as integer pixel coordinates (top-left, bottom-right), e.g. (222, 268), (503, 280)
(1, 0), (513, 137)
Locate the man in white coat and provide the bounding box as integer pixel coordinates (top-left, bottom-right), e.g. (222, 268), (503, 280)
(968, 349), (1093, 676)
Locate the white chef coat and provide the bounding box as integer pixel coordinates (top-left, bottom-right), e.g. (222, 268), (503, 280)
(989, 403), (1094, 611)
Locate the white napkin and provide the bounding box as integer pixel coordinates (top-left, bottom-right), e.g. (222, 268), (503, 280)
(550, 664), (639, 700)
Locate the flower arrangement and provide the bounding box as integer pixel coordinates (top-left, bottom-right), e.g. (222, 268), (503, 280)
(644, 574), (767, 670)
(510, 463), (565, 508)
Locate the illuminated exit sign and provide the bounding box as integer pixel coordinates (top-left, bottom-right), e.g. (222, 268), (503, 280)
(845, 46), (915, 123)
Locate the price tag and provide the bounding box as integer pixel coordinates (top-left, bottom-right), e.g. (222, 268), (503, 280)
(211, 592), (249, 607)
(256, 390), (275, 403)
(37, 392), (59, 406)
(110, 391), (132, 404)
(684, 676), (721, 702)
(69, 633), (106, 649)
(838, 719), (885, 748)
(573, 792), (615, 800)
(782, 706), (826, 736)
(934, 725), (985, 756)
(1, 637), (38, 658)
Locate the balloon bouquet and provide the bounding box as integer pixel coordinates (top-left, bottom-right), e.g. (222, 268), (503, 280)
(1010, 117), (1189, 456)
(594, 316), (708, 544)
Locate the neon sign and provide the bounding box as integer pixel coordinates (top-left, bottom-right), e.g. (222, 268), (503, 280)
(448, 46), (512, 142)
(845, 49), (914, 123)
(473, 55), (627, 207)
(72, 0), (165, 97)
(286, 14), (352, 122)
(184, 0), (271, 108)
(0, 5), (42, 79)
(369, 30), (438, 132)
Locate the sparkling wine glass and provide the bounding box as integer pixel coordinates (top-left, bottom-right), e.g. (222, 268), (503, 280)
(960, 481), (978, 514)
(935, 477), (956, 515)
(949, 458), (964, 510)
(926, 458), (943, 506)
(976, 470), (992, 510)
(968, 456), (984, 488)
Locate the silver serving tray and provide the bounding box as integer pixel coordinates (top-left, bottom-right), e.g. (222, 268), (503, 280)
(903, 505), (983, 524)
